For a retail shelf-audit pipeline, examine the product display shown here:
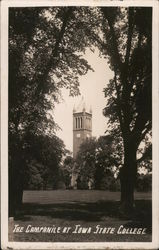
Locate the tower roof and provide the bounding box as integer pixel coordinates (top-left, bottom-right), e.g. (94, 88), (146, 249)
(73, 96), (92, 114)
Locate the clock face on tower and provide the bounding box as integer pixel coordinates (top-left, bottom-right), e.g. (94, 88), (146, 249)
(76, 133), (81, 138)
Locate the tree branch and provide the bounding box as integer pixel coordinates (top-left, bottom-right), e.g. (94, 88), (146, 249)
(114, 74), (125, 136)
(34, 8), (74, 97)
(125, 8), (134, 67)
(137, 144), (152, 163)
(140, 122), (152, 142)
(101, 8), (123, 71)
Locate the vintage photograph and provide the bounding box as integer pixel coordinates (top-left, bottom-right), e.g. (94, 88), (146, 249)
(1, 0), (159, 249)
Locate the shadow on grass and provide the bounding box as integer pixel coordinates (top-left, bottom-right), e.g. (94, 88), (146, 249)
(14, 199), (152, 232)
(124, 200), (152, 233)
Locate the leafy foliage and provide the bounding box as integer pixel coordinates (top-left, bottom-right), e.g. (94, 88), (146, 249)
(136, 173), (152, 192)
(99, 7), (152, 158)
(61, 156), (75, 188)
(9, 7), (95, 138)
(9, 7), (98, 213)
(75, 136), (121, 190)
(27, 160), (44, 190)
(98, 7), (152, 207)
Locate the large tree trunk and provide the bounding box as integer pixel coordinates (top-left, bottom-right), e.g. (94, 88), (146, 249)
(9, 145), (25, 217)
(9, 170), (24, 217)
(120, 143), (137, 214)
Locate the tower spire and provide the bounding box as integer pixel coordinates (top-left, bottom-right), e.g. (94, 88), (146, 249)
(90, 105), (92, 114)
(73, 104), (76, 113)
(83, 101), (86, 112)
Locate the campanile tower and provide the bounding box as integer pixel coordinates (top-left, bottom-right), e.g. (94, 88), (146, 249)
(73, 97), (92, 159)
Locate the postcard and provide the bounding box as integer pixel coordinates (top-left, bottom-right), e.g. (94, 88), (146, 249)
(1, 0), (159, 249)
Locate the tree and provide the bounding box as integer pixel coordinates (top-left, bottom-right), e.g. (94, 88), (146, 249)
(27, 134), (67, 188)
(76, 138), (97, 188)
(61, 156), (74, 188)
(27, 160), (44, 190)
(94, 135), (120, 189)
(9, 7), (96, 215)
(136, 173), (152, 192)
(75, 136), (120, 189)
(96, 7), (152, 211)
(9, 131), (66, 215)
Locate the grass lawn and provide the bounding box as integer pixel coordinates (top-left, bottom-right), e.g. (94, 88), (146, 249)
(9, 190), (152, 242)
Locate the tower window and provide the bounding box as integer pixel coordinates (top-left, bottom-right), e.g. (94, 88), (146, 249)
(81, 117), (82, 128)
(78, 117), (80, 129)
(75, 118), (77, 129)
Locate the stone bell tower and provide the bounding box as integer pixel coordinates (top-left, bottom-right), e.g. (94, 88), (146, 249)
(73, 97), (92, 159)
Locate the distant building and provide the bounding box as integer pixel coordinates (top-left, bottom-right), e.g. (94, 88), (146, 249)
(73, 97), (92, 159)
(71, 97), (92, 189)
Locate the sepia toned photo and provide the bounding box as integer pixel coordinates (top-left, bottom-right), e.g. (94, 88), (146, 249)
(1, 0), (159, 249)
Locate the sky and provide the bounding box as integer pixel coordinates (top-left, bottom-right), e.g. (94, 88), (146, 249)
(54, 49), (114, 152)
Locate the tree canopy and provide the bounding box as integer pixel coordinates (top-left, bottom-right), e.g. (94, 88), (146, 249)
(99, 7), (152, 158)
(98, 7), (152, 209)
(75, 136), (121, 190)
(9, 7), (97, 214)
(9, 7), (97, 138)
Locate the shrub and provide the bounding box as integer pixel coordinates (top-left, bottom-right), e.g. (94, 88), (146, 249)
(136, 173), (152, 192)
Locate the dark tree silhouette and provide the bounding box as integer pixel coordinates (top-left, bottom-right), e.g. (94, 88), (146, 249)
(9, 7), (94, 215)
(98, 7), (152, 211)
